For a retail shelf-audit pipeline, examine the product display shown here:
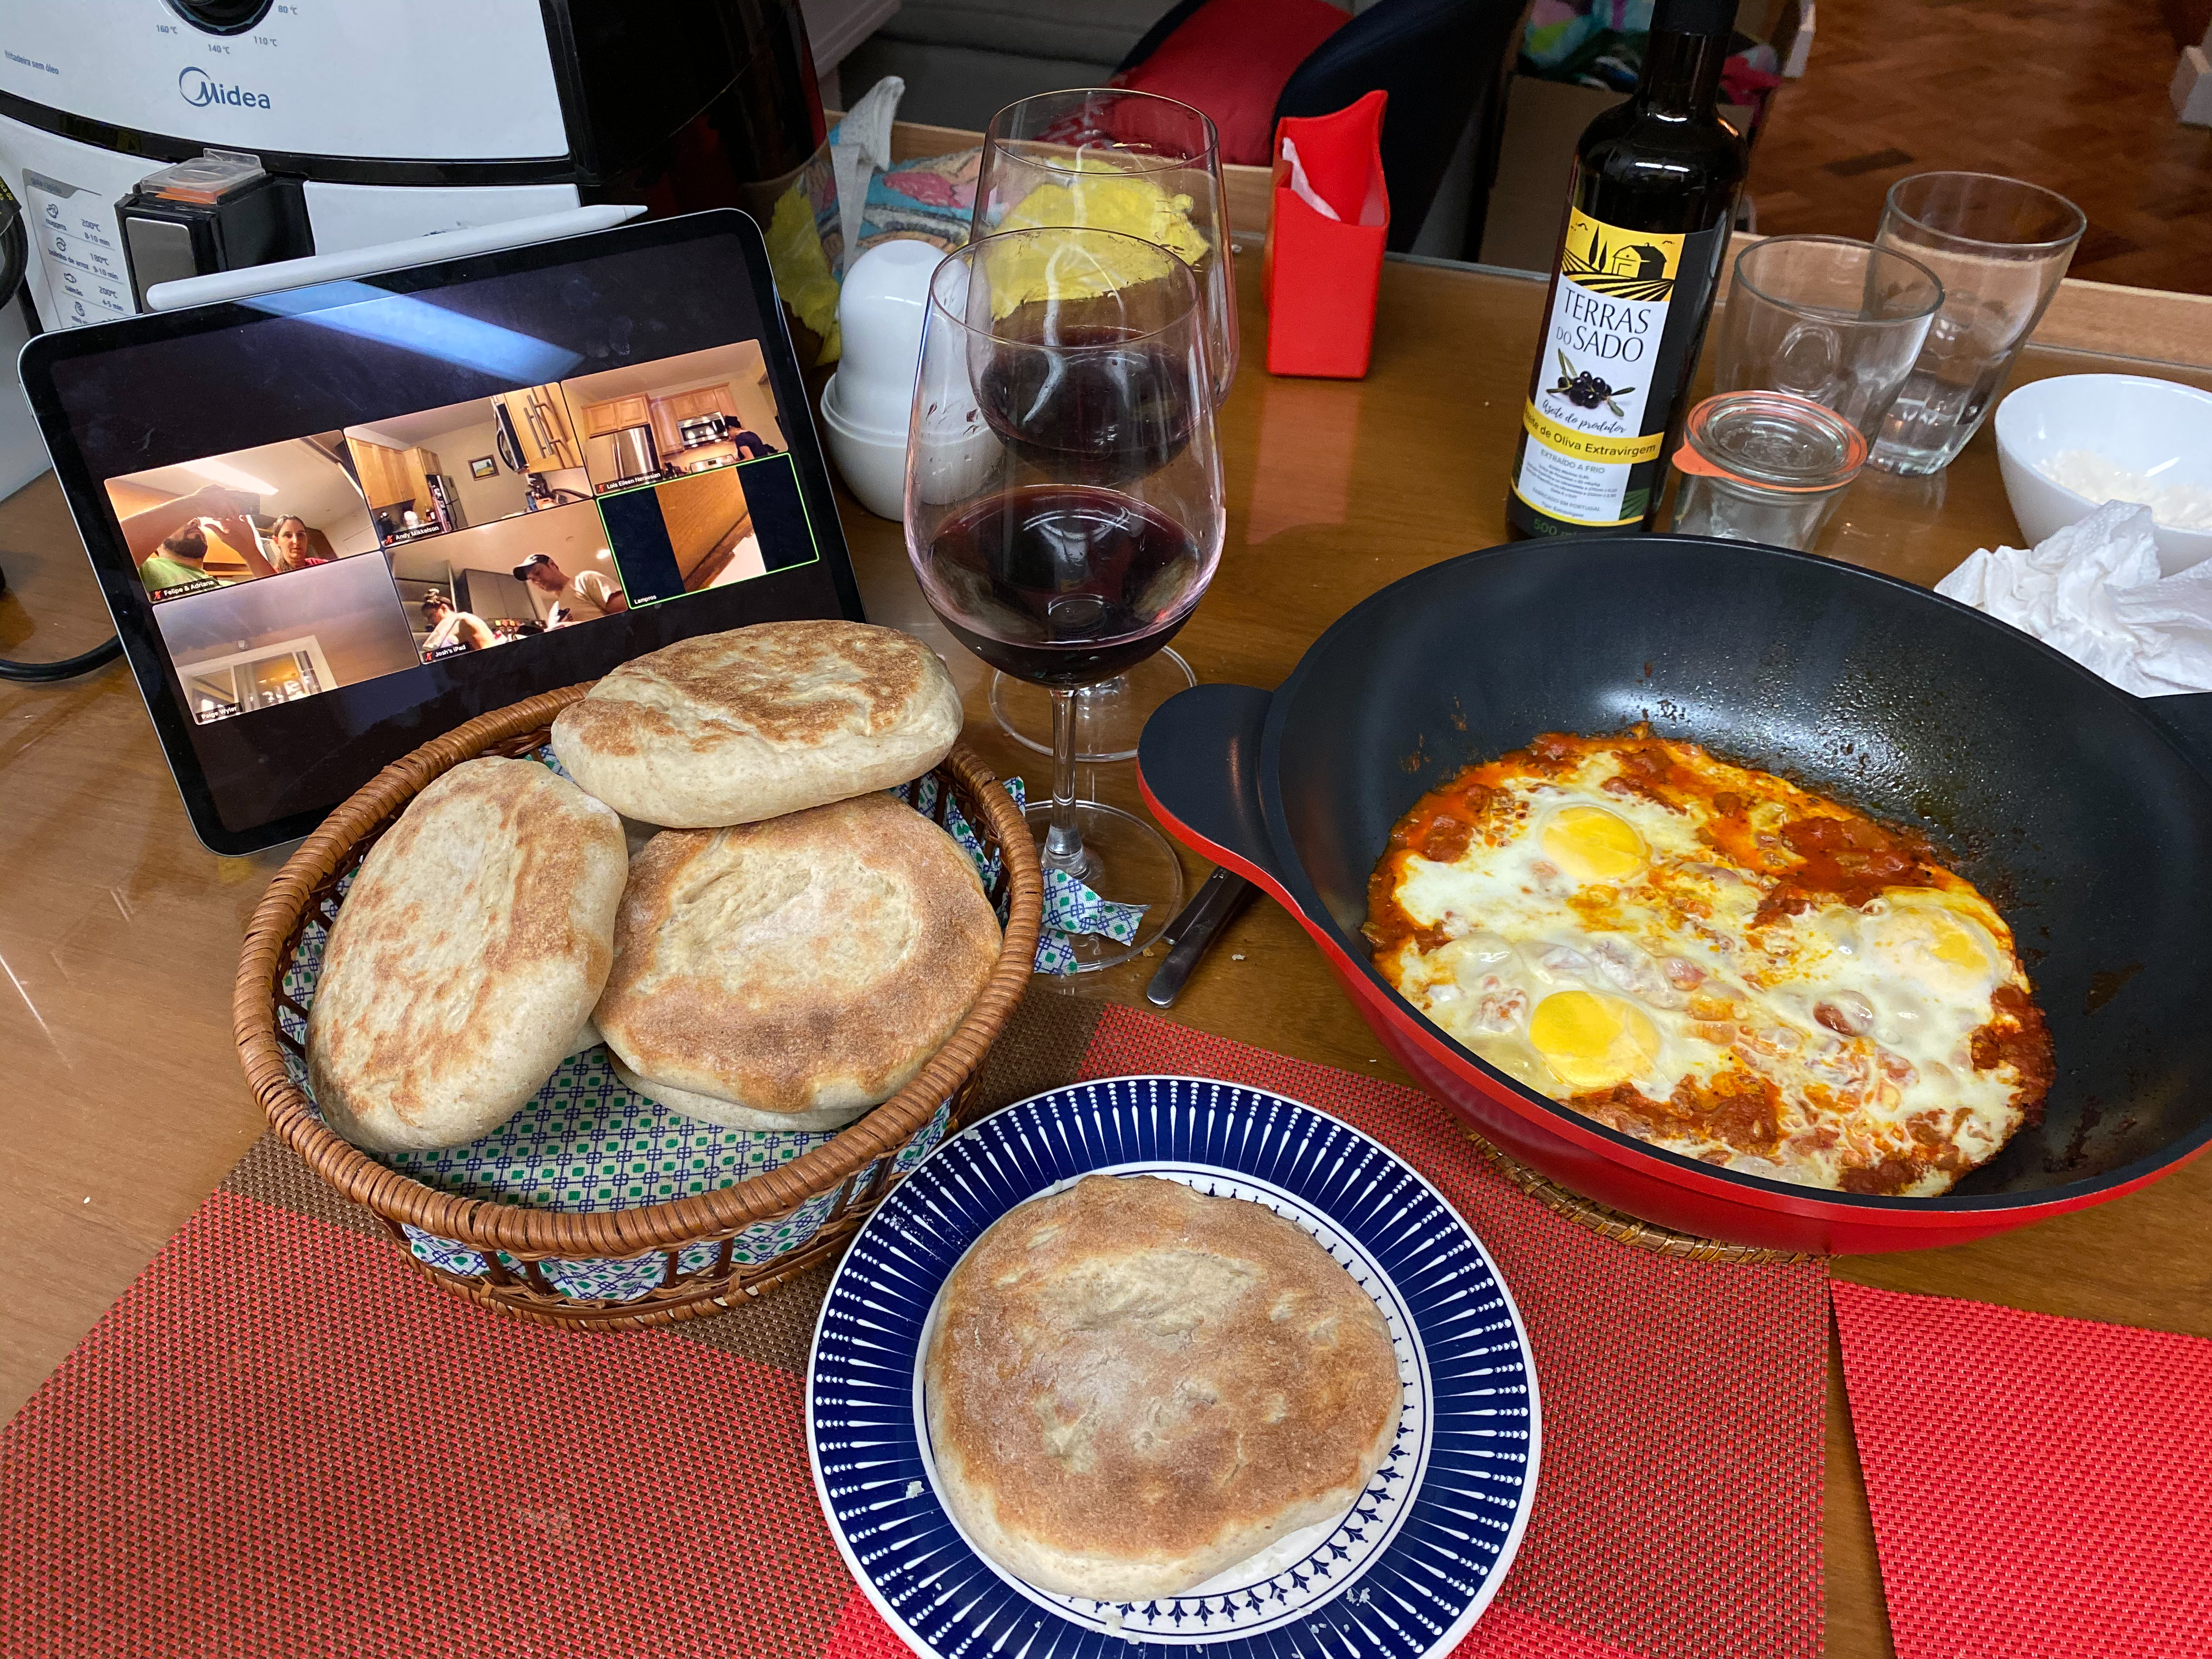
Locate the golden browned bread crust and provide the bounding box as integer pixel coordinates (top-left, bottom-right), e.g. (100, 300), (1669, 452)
(593, 793), (1000, 1124)
(550, 621), (963, 827)
(926, 1175), (1402, 1601)
(306, 758), (627, 1152)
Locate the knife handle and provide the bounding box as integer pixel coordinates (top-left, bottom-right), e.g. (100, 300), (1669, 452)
(1144, 868), (1257, 1008)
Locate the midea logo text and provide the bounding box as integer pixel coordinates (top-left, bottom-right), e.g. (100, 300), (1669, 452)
(178, 65), (271, 110)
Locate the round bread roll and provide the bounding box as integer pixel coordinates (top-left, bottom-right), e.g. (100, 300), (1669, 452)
(926, 1175), (1402, 1601)
(550, 621), (963, 827)
(595, 792), (1001, 1129)
(607, 1054), (865, 1134)
(307, 758), (627, 1153)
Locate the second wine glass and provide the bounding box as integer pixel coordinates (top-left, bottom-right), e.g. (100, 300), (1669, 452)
(907, 227), (1226, 970)
(972, 87), (1237, 764)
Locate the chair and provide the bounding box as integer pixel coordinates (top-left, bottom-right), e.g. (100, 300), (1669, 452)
(1115, 0), (1531, 255)
(1271, 0), (1524, 253)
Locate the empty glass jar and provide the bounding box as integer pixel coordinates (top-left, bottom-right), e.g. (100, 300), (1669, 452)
(1667, 391), (1869, 550)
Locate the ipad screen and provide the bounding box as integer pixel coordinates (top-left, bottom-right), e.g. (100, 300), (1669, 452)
(27, 213), (864, 850)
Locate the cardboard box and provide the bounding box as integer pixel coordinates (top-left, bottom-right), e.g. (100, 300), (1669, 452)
(1780, 0), (1814, 78)
(1734, 0), (1810, 71)
(2175, 43), (2212, 127)
(1476, 0), (1801, 272)
(1476, 77), (1759, 273)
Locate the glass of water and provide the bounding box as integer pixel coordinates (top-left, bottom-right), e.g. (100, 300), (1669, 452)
(1870, 172), (2084, 476)
(1714, 235), (1943, 441)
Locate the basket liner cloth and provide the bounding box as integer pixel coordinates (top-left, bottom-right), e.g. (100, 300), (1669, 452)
(2, 996), (1831, 1658)
(1832, 1280), (2212, 1658)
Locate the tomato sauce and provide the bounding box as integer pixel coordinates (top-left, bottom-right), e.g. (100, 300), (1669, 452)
(1970, 984), (2054, 1124)
(1751, 814), (1942, 927)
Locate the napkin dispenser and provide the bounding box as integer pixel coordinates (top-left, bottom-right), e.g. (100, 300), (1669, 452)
(1262, 90), (1390, 379)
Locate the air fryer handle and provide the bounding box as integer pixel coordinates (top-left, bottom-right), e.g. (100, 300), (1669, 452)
(1135, 684), (1288, 890)
(2149, 690), (2212, 778)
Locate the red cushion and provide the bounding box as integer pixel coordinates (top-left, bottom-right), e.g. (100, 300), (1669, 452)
(1114, 0), (1352, 167)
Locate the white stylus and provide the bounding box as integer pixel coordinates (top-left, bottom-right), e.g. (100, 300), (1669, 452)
(142, 203), (649, 312)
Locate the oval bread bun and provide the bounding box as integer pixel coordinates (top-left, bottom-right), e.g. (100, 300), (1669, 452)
(550, 621), (963, 827)
(925, 1175), (1403, 1601)
(307, 758), (627, 1153)
(594, 793), (1001, 1127)
(607, 1053), (872, 1133)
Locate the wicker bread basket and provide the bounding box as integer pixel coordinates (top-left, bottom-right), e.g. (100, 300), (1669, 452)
(233, 683), (1043, 1329)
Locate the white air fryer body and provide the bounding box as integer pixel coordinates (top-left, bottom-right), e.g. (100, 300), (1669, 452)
(0, 0), (582, 330)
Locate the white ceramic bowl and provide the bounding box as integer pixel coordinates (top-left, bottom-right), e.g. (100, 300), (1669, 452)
(820, 373), (910, 521)
(1993, 374), (2212, 575)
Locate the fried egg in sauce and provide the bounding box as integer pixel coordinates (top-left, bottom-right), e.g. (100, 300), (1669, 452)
(1366, 731), (2053, 1196)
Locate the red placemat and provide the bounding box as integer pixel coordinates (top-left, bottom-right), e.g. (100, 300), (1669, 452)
(1, 999), (1826, 1657)
(1832, 1280), (2212, 1659)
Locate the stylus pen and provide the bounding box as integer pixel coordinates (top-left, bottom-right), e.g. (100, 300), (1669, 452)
(143, 205), (649, 313)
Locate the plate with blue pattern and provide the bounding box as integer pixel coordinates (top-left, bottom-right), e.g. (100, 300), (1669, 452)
(806, 1075), (1541, 1659)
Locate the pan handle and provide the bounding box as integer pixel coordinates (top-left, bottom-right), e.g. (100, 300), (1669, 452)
(2148, 690), (2212, 777)
(1136, 684), (1289, 891)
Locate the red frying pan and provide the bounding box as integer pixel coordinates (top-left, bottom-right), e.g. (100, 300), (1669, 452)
(1137, 536), (2212, 1253)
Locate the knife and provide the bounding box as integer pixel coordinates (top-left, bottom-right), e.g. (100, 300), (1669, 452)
(1144, 868), (1257, 1007)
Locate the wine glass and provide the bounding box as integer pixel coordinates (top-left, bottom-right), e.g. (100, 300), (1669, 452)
(907, 227), (1226, 971)
(970, 87), (1238, 765)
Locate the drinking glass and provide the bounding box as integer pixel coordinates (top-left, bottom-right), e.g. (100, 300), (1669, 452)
(1869, 172), (2085, 476)
(907, 227), (1226, 970)
(1713, 234), (1943, 440)
(971, 87), (1237, 764)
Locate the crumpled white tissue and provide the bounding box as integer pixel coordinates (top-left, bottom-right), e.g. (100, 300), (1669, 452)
(831, 75), (904, 279)
(1280, 138), (1342, 223)
(1933, 500), (2212, 696)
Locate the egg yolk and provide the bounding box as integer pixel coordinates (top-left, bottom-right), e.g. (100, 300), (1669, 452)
(1541, 805), (1647, 883)
(1528, 990), (1661, 1091)
(1865, 900), (1991, 984)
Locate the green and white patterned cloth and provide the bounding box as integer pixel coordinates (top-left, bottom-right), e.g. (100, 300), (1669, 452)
(989, 777), (1149, 975)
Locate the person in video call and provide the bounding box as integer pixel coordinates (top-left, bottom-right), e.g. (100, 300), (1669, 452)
(138, 520), (236, 595)
(419, 590), (499, 658)
(268, 514), (332, 573)
(121, 484), (272, 584)
(515, 551), (627, 627)
(728, 426), (778, 461)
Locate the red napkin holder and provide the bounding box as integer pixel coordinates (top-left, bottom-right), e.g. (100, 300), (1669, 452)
(1262, 89), (1390, 379)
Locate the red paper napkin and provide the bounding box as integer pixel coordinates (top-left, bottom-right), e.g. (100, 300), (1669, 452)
(1833, 1280), (2212, 1658)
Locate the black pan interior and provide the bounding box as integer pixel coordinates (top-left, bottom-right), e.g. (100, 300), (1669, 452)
(1265, 536), (2212, 1201)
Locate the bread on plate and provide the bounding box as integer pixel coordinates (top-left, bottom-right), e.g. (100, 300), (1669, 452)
(924, 1174), (1403, 1601)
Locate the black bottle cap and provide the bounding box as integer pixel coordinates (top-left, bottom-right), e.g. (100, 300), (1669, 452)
(1651, 0), (1737, 37)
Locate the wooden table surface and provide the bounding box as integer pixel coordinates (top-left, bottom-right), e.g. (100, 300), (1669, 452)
(4, 247), (2209, 1659)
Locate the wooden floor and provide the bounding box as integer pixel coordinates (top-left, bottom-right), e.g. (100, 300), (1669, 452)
(1744, 0), (2212, 294)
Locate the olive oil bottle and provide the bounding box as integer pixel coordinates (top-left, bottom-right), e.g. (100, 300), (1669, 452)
(1506, 0), (1748, 538)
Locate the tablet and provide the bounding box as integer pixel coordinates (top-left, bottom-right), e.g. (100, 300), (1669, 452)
(22, 209), (865, 854)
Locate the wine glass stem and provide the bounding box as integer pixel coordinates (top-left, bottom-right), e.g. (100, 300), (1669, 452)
(1043, 686), (1086, 874)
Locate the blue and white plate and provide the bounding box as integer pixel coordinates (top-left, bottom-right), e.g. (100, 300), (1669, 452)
(806, 1075), (1542, 1659)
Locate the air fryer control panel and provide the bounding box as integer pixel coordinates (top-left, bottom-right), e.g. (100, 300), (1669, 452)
(0, 0), (568, 162)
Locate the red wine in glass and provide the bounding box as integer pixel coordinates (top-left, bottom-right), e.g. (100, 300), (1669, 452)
(976, 330), (1197, 487)
(907, 226), (1224, 971)
(921, 484), (1206, 687)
